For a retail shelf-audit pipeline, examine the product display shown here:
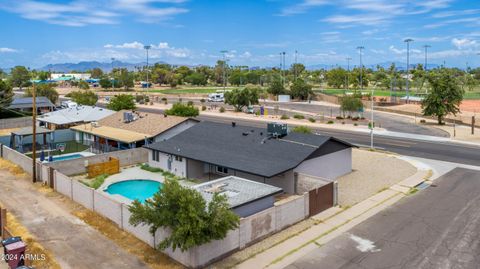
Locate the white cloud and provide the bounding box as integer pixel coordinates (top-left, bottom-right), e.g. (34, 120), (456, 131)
(0, 0), (188, 27)
(0, 47), (17, 53)
(451, 38), (478, 49)
(389, 45), (421, 55)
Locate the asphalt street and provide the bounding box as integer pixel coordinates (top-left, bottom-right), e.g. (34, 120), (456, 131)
(284, 168), (480, 269)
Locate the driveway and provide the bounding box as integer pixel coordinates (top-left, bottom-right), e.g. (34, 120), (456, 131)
(0, 169), (150, 269)
(285, 168), (480, 269)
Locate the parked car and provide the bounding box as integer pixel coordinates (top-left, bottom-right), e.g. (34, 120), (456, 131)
(61, 100), (78, 108)
(207, 93), (224, 102)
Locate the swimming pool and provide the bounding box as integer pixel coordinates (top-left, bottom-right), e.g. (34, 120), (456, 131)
(104, 180), (163, 203)
(51, 154), (83, 162)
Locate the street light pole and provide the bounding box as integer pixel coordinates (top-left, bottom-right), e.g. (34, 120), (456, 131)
(111, 57), (115, 89)
(356, 46), (364, 92)
(346, 57), (352, 91)
(294, 50), (298, 81)
(32, 81), (36, 183)
(220, 50), (228, 92)
(423, 45), (431, 71)
(404, 38), (414, 103)
(144, 45), (151, 94)
(282, 52), (286, 86)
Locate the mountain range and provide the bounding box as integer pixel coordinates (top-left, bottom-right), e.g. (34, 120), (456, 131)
(1, 60), (441, 73)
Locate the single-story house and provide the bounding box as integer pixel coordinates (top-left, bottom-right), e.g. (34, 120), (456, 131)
(71, 110), (198, 153)
(38, 106), (115, 130)
(145, 121), (355, 194)
(193, 176), (283, 217)
(8, 97), (55, 114)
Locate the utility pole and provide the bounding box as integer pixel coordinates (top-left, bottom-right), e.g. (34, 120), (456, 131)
(144, 45), (151, 94)
(111, 57), (115, 89)
(32, 82), (36, 183)
(346, 57), (352, 91)
(423, 45), (431, 71)
(404, 38), (414, 103)
(282, 52), (286, 86)
(356, 46), (364, 92)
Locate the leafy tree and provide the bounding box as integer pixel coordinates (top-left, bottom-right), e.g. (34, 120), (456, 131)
(214, 60), (229, 85)
(290, 79), (313, 100)
(99, 76), (112, 89)
(78, 80), (90, 90)
(165, 102), (199, 117)
(90, 68), (103, 79)
(68, 90), (98, 106)
(246, 71), (261, 85)
(340, 95), (364, 116)
(224, 86), (259, 111)
(114, 68), (134, 90)
(107, 94), (136, 111)
(349, 68), (369, 90)
(0, 80), (14, 114)
(267, 76), (286, 96)
(229, 70), (247, 86)
(326, 68), (347, 88)
(129, 178), (239, 252)
(422, 69), (464, 125)
(185, 72), (207, 86)
(24, 83), (59, 104)
(290, 63), (306, 79)
(9, 66), (31, 89)
(36, 71), (51, 81)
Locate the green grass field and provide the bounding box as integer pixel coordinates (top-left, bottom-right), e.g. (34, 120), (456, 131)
(316, 88), (480, 99)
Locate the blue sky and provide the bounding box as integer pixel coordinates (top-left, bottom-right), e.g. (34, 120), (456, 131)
(0, 0), (479, 68)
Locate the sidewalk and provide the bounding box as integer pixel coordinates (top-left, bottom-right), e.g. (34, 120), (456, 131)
(234, 159), (432, 269)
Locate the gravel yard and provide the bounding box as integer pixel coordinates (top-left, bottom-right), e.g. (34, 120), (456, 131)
(337, 149), (417, 207)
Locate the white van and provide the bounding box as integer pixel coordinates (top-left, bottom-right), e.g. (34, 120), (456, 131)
(61, 100), (78, 108)
(208, 93), (224, 102)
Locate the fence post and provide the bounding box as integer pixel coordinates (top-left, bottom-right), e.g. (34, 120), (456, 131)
(0, 143), (3, 158)
(0, 208), (6, 238)
(472, 116), (475, 135)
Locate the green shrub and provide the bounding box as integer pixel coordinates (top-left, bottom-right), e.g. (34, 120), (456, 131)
(165, 102), (199, 117)
(280, 114), (289, 120)
(354, 123), (358, 126)
(327, 120), (334, 124)
(200, 98), (206, 103)
(336, 116), (344, 120)
(420, 119), (426, 123)
(85, 174), (109, 189)
(291, 126), (312, 134)
(201, 105), (206, 111)
(219, 107), (226, 113)
(308, 117), (316, 123)
(141, 163), (164, 173)
(293, 114), (305, 119)
(187, 100), (194, 106)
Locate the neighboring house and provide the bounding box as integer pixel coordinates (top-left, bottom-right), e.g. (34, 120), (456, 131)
(8, 97), (55, 114)
(51, 73), (91, 80)
(193, 176), (282, 217)
(145, 121), (355, 194)
(71, 110), (198, 153)
(38, 106), (115, 130)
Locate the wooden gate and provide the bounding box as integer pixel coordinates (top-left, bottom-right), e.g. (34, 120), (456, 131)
(309, 182), (334, 216)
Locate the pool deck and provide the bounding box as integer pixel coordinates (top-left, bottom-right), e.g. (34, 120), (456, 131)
(99, 166), (165, 203)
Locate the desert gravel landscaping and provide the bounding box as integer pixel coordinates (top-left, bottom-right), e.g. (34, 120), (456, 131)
(337, 148), (417, 207)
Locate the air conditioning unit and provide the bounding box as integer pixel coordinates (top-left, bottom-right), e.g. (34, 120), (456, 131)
(267, 122), (288, 138)
(123, 112), (134, 123)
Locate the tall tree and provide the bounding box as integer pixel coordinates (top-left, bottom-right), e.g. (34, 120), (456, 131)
(9, 66), (31, 89)
(129, 178), (239, 252)
(224, 86), (260, 111)
(68, 90), (98, 106)
(267, 76), (286, 96)
(107, 94), (136, 111)
(0, 80), (14, 112)
(422, 69), (464, 125)
(290, 79), (313, 100)
(90, 68), (104, 78)
(24, 83), (59, 104)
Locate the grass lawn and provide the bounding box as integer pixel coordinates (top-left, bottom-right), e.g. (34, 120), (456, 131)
(317, 88), (480, 100)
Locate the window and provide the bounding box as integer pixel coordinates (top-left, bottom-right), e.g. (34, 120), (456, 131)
(175, 156), (183, 162)
(152, 150), (159, 162)
(216, 166), (228, 174)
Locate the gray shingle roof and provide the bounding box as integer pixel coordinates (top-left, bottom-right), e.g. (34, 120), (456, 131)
(193, 176), (283, 208)
(145, 121), (353, 178)
(38, 106), (115, 125)
(8, 97), (54, 109)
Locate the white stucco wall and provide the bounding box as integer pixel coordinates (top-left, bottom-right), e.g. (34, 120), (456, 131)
(294, 148), (352, 180)
(149, 151), (186, 177)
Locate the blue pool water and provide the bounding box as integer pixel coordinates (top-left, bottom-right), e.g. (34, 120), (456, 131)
(51, 154), (83, 162)
(104, 180), (163, 203)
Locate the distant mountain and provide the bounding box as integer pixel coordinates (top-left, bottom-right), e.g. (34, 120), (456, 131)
(307, 62), (440, 71)
(38, 60), (169, 73)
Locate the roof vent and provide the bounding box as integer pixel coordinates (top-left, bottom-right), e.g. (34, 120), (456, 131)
(123, 112), (135, 123)
(242, 132), (249, 136)
(232, 122), (236, 127)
